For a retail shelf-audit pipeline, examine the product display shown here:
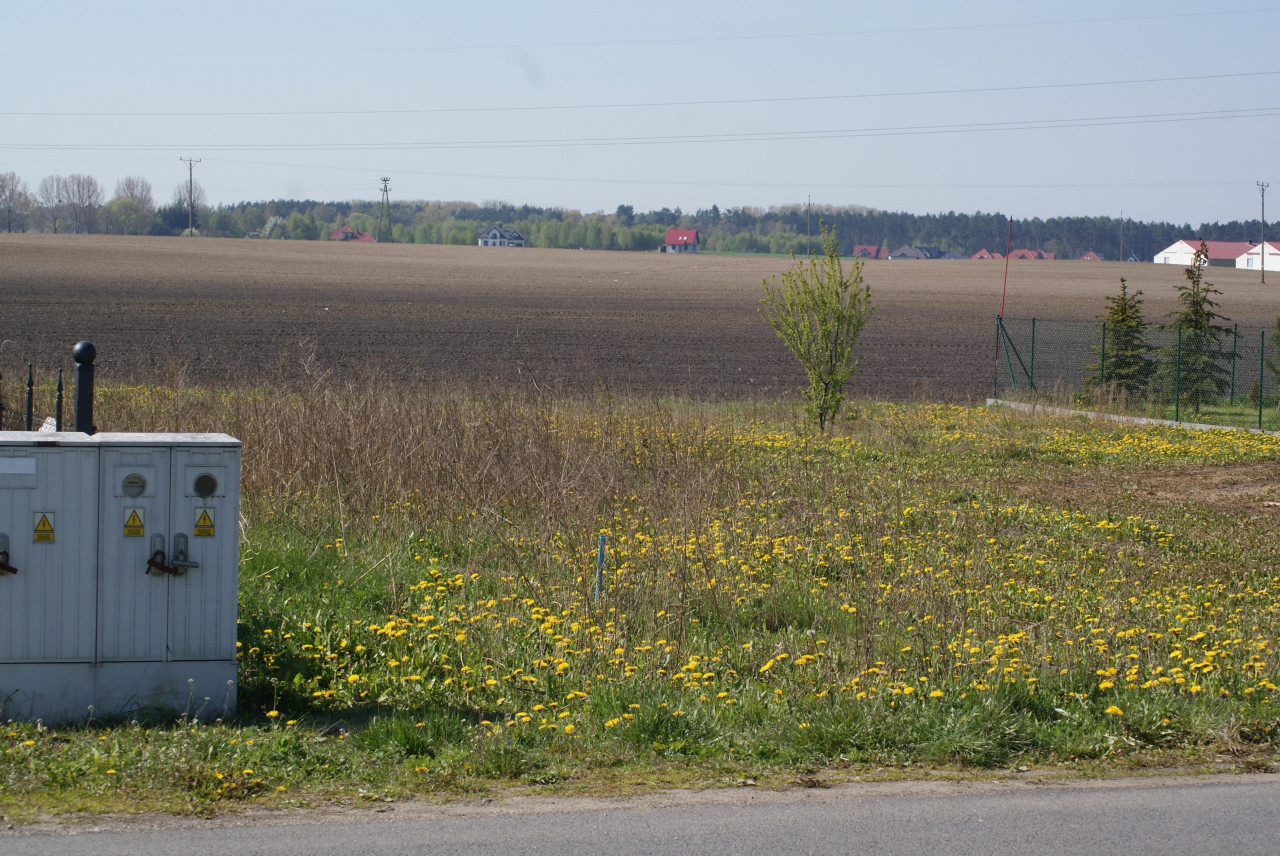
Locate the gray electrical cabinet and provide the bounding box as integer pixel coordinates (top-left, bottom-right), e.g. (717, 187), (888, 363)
(0, 431), (241, 723)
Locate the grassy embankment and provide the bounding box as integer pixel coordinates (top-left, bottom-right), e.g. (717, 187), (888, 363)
(3, 380), (1280, 818)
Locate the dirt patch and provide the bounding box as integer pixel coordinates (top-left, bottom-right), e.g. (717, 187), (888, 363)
(1006, 461), (1280, 530)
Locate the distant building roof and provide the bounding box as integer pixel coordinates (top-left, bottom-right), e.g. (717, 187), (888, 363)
(1166, 239), (1256, 260)
(851, 244), (881, 259)
(664, 228), (699, 246)
(477, 223), (527, 242)
(328, 224), (375, 242)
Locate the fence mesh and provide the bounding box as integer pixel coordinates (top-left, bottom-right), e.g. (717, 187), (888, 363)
(994, 317), (1279, 430)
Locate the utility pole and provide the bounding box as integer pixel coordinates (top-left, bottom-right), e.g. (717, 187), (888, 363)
(180, 157), (201, 236)
(806, 194), (811, 257)
(1260, 181), (1270, 284)
(376, 177), (392, 243)
(1119, 210), (1123, 262)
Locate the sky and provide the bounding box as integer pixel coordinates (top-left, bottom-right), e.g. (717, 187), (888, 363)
(3, 1), (1278, 224)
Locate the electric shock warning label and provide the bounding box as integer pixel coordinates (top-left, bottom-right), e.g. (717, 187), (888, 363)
(194, 509), (215, 537)
(124, 509), (145, 537)
(33, 512), (54, 543)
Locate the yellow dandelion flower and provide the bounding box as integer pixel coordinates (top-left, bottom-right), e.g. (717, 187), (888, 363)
(1104, 705), (1124, 716)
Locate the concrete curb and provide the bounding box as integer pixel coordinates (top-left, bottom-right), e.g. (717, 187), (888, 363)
(985, 398), (1279, 436)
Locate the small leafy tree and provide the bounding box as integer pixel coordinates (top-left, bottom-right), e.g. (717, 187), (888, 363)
(761, 223), (873, 432)
(1154, 241), (1231, 415)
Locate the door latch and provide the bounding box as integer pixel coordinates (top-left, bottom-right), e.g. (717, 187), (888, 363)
(146, 533), (178, 576)
(171, 533), (200, 576)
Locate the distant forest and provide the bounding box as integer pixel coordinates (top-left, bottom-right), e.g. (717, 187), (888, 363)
(0, 171), (1269, 261)
(176, 200), (1276, 262)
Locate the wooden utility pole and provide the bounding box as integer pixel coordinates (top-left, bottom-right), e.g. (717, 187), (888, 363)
(1260, 181), (1270, 284)
(180, 157), (201, 236)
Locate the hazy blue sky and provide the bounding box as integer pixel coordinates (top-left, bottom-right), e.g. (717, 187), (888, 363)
(3, 1), (1276, 223)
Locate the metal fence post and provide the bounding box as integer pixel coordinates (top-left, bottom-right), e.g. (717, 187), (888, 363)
(1029, 318), (1036, 392)
(993, 316), (1000, 399)
(55, 369), (63, 432)
(1261, 329), (1267, 431)
(1230, 324), (1239, 403)
(594, 533), (607, 601)
(73, 341), (96, 434)
(1174, 328), (1182, 424)
(25, 364), (33, 431)
(1099, 322), (1106, 394)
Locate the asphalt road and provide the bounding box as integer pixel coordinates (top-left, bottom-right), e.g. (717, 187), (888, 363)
(5, 774), (1278, 856)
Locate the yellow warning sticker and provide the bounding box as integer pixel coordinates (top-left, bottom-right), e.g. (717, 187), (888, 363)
(33, 512), (55, 543)
(124, 508), (145, 537)
(194, 508), (215, 537)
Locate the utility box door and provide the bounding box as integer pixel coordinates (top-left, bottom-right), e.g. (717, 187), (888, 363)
(98, 447), (171, 662)
(0, 443), (98, 663)
(168, 446), (240, 661)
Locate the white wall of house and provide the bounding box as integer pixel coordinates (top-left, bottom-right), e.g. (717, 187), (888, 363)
(1236, 242), (1280, 271)
(1153, 240), (1198, 265)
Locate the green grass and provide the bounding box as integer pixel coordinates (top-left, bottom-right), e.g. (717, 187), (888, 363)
(3, 388), (1279, 820)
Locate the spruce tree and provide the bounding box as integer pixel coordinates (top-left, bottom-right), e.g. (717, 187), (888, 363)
(1086, 277), (1154, 399)
(1154, 241), (1231, 415)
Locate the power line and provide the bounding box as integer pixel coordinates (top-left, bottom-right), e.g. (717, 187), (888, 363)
(5, 105), (1277, 153)
(195, 153), (1257, 193)
(3, 7), (1278, 59)
(5, 70), (1277, 118)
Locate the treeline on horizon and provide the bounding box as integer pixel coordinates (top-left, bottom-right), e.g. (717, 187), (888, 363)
(0, 171), (1269, 261)
(188, 199), (1276, 262)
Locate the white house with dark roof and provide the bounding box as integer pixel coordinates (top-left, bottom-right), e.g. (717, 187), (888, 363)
(478, 223), (527, 247)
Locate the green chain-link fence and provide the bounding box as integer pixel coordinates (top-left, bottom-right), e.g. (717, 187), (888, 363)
(994, 317), (1279, 430)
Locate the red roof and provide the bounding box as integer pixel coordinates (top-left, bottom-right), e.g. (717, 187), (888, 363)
(851, 244), (881, 259)
(1174, 239), (1255, 260)
(1201, 240), (1255, 260)
(329, 224), (376, 242)
(970, 249), (1003, 260)
(664, 228), (698, 246)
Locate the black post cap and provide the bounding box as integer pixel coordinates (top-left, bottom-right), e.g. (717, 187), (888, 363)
(72, 341), (96, 364)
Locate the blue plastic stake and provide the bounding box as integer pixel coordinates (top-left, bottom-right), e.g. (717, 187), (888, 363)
(595, 534), (607, 601)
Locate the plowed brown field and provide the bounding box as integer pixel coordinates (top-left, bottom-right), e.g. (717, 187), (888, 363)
(3, 234), (1278, 401)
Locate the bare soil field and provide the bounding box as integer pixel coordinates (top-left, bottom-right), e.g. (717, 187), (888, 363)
(3, 234), (1278, 402)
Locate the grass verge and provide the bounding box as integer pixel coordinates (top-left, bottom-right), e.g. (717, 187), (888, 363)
(3, 385), (1279, 820)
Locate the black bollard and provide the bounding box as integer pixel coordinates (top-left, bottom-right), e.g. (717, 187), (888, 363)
(73, 341), (96, 435)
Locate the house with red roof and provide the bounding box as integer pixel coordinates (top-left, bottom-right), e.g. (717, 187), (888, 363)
(851, 244), (882, 259)
(661, 228), (699, 253)
(1154, 239), (1256, 267)
(970, 248), (1003, 260)
(1077, 251), (1104, 261)
(328, 224), (376, 242)
(1007, 248), (1055, 260)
